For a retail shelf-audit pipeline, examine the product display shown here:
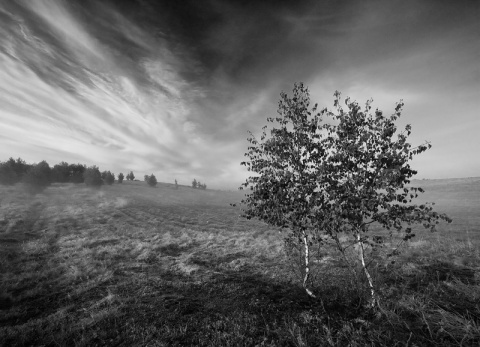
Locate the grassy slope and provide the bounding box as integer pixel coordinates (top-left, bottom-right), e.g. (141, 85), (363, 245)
(0, 179), (479, 346)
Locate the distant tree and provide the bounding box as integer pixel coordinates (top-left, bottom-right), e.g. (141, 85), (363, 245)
(104, 171), (115, 185)
(23, 160), (52, 194)
(69, 164), (85, 183)
(1, 157), (30, 183)
(84, 166), (103, 187)
(126, 171), (135, 181)
(52, 161), (70, 183)
(144, 174), (149, 182)
(13, 158), (30, 180)
(101, 171), (108, 180)
(175, 179), (178, 189)
(145, 174), (157, 187)
(0, 161), (18, 185)
(118, 172), (124, 183)
(240, 83), (451, 305)
(192, 178), (197, 189)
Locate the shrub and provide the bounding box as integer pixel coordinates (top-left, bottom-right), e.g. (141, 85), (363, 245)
(0, 162), (17, 185)
(192, 178), (197, 188)
(240, 83), (451, 305)
(84, 166), (103, 187)
(118, 173), (124, 183)
(104, 171), (115, 185)
(22, 160), (52, 194)
(145, 174), (157, 187)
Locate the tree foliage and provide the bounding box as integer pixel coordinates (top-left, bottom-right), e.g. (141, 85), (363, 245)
(84, 166), (103, 187)
(126, 171), (135, 181)
(118, 172), (124, 183)
(240, 83), (451, 304)
(51, 162), (85, 183)
(191, 178), (206, 190)
(145, 174), (157, 187)
(69, 164), (86, 183)
(52, 162), (70, 183)
(104, 171), (115, 185)
(0, 157), (30, 185)
(0, 161), (17, 185)
(22, 160), (52, 194)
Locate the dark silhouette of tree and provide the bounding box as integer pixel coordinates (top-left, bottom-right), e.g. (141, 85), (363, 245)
(23, 160), (52, 194)
(145, 174), (157, 187)
(84, 166), (103, 187)
(0, 161), (17, 185)
(104, 171), (115, 185)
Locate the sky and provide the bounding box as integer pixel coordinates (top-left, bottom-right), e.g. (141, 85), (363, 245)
(0, 0), (478, 189)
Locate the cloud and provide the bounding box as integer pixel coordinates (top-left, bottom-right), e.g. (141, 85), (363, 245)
(0, 0), (478, 188)
(0, 1), (206, 181)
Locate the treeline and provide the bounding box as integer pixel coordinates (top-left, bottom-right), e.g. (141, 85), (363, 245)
(0, 157), (138, 192)
(0, 157), (207, 193)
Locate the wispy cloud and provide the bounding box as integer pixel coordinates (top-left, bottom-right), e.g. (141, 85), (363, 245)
(0, 0), (221, 185)
(0, 0), (478, 188)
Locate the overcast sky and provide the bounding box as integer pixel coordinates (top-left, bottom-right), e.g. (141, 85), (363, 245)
(0, 0), (478, 189)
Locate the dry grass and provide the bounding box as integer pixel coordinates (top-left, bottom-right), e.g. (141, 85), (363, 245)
(0, 178), (479, 346)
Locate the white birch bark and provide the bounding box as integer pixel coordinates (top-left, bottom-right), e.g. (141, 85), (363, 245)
(357, 233), (377, 307)
(303, 233), (316, 298)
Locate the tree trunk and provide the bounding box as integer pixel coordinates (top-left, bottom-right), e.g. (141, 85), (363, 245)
(303, 233), (316, 298)
(357, 233), (377, 307)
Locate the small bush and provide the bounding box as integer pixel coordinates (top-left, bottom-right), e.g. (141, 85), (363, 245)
(84, 166), (103, 187)
(192, 178), (197, 188)
(118, 173), (124, 183)
(145, 174), (157, 187)
(22, 160), (52, 194)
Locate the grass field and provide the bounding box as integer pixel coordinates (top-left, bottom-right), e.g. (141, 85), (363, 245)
(0, 178), (479, 346)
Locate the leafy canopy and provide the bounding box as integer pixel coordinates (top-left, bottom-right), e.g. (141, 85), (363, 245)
(240, 83), (451, 246)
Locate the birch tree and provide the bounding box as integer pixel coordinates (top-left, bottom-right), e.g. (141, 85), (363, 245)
(240, 83), (451, 304)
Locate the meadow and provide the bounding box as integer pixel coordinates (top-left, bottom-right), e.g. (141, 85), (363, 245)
(0, 178), (479, 346)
